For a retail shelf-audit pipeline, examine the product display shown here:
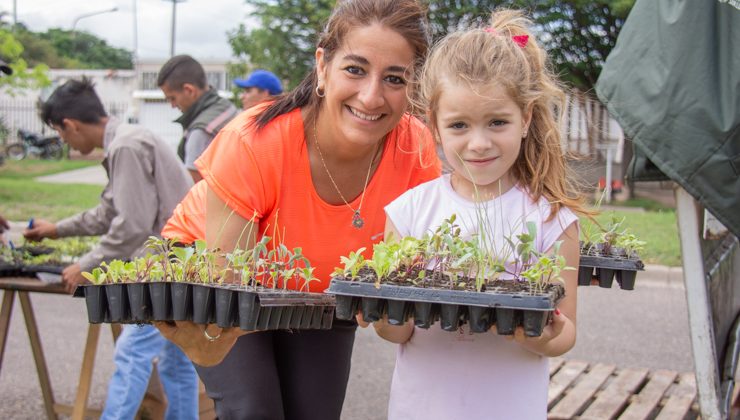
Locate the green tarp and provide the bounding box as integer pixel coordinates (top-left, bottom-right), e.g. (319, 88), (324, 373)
(596, 0), (740, 237)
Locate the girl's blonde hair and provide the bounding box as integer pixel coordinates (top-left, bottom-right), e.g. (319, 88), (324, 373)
(414, 9), (591, 219)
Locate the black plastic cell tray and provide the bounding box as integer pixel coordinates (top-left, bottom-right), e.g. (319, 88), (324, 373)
(579, 254), (645, 271)
(327, 278), (560, 311)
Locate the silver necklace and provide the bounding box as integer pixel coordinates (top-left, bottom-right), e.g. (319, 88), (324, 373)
(313, 120), (381, 229)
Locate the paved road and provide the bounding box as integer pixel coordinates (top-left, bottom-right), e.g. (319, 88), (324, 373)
(0, 272), (691, 419)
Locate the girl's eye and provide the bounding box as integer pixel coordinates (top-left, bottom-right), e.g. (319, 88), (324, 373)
(385, 75), (407, 85)
(344, 66), (364, 75)
(490, 120), (507, 127)
(449, 122), (467, 129)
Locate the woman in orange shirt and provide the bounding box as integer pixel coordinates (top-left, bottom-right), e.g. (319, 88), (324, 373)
(157, 1), (441, 418)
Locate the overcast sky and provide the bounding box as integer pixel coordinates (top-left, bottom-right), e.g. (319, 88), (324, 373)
(0, 0), (255, 61)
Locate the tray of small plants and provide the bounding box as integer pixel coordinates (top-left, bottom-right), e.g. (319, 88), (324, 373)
(0, 237), (94, 278)
(578, 216), (645, 290)
(327, 216), (568, 337)
(73, 237), (335, 331)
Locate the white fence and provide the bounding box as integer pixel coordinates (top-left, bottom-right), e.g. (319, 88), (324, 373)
(562, 93), (625, 163)
(0, 99), (130, 146)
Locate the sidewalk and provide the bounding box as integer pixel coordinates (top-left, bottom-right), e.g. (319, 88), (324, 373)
(34, 165), (107, 186)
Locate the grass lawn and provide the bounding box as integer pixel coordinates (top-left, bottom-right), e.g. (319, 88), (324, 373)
(0, 159), (98, 179)
(0, 159), (102, 220)
(581, 207), (681, 267)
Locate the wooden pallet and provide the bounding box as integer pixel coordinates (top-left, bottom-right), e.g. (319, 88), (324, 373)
(548, 358), (700, 420)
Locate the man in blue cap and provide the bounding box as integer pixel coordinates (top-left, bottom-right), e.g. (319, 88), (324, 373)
(233, 69), (283, 110)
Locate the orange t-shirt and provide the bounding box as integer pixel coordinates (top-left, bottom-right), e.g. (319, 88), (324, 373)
(195, 107), (441, 292)
(161, 180), (207, 244)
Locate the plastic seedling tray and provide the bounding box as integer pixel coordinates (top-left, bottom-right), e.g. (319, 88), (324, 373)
(74, 282), (337, 331)
(578, 254), (644, 290)
(328, 278), (563, 337)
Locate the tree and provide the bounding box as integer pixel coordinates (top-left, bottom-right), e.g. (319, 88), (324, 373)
(523, 0), (634, 92)
(228, 0), (334, 89)
(426, 0), (497, 39)
(40, 28), (133, 69)
(230, 0), (633, 94)
(427, 0), (634, 92)
(0, 25), (50, 95)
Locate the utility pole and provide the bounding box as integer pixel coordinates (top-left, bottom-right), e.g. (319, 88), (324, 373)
(163, 0), (187, 57)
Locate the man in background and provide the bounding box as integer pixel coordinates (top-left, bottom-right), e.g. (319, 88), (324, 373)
(233, 69), (283, 110)
(158, 55), (238, 182)
(26, 78), (198, 420)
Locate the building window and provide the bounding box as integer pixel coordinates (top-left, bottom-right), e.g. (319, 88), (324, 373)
(206, 72), (224, 90)
(141, 72), (159, 90)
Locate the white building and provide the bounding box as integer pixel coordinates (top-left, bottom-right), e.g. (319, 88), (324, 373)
(0, 60), (234, 151)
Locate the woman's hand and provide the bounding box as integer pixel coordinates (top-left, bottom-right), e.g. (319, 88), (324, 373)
(154, 321), (251, 367)
(502, 309), (576, 357)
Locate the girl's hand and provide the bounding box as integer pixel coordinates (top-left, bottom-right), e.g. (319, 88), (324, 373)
(154, 321), (251, 366)
(355, 312), (371, 328)
(356, 311), (415, 344)
(497, 309), (576, 357)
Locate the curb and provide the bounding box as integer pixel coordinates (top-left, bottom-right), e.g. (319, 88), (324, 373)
(638, 264), (684, 288)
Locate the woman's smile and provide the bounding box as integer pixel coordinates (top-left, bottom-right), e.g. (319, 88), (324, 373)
(346, 105), (384, 122)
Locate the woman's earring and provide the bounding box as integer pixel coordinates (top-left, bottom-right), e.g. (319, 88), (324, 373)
(522, 129), (528, 138)
(315, 82), (325, 98)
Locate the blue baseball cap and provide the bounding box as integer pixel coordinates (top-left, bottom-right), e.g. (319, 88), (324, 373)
(233, 70), (283, 95)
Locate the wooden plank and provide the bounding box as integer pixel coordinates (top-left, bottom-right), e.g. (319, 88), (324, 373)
(655, 373), (696, 420)
(53, 403), (101, 418)
(619, 370), (677, 420)
(549, 363), (615, 419)
(548, 360), (589, 407)
(71, 324), (100, 420)
(580, 368), (649, 420)
(550, 358), (565, 376)
(0, 290), (16, 370)
(19, 292), (57, 420)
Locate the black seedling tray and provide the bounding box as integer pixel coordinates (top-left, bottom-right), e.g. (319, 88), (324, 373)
(21, 264), (65, 276)
(0, 261), (66, 278)
(327, 278), (563, 337)
(578, 254), (644, 290)
(74, 282), (336, 331)
(0, 262), (22, 277)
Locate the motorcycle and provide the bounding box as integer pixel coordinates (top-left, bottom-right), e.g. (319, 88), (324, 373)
(5, 129), (64, 160)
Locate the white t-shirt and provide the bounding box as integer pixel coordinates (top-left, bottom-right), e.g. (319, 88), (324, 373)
(384, 174), (578, 420)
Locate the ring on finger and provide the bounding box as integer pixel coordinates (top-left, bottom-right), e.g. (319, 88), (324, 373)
(203, 328), (221, 342)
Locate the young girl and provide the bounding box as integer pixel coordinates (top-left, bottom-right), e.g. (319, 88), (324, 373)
(367, 10), (590, 419)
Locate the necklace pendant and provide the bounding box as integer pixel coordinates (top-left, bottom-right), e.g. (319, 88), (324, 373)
(352, 211), (364, 229)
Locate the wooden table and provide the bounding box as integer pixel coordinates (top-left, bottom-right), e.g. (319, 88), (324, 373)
(0, 277), (215, 420)
(0, 276), (122, 420)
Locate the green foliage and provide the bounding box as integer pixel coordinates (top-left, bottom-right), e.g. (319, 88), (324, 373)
(334, 246), (366, 279)
(227, 0), (334, 89)
(81, 267), (107, 285)
(11, 24), (133, 69)
(515, 0), (635, 91)
(337, 213), (569, 294)
(0, 27), (50, 95)
(425, 0), (496, 38)
(227, 1), (634, 93)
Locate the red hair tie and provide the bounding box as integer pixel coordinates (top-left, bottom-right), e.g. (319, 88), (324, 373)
(512, 35), (529, 48)
(484, 27), (529, 48)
